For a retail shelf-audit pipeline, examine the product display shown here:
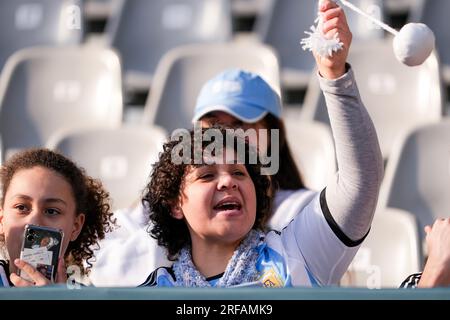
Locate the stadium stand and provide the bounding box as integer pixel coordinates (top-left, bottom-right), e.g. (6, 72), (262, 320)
(301, 39), (443, 159)
(341, 208), (420, 288)
(0, 0), (84, 72)
(284, 120), (336, 192)
(377, 120), (450, 254)
(105, 0), (232, 93)
(47, 125), (167, 210)
(253, 0), (385, 91)
(143, 42), (280, 133)
(0, 0), (447, 292)
(0, 46), (123, 162)
(410, 0), (450, 90)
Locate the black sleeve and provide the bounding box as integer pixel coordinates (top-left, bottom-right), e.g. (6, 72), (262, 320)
(320, 188), (370, 247)
(139, 266), (175, 287)
(400, 272), (422, 289)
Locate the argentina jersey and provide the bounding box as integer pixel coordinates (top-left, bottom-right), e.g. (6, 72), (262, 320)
(141, 190), (361, 287)
(0, 260), (10, 287)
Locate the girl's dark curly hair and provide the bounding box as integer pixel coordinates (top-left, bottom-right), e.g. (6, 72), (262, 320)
(142, 127), (272, 261)
(0, 148), (115, 274)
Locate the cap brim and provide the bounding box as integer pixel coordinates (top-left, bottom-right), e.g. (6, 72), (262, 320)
(192, 104), (268, 124)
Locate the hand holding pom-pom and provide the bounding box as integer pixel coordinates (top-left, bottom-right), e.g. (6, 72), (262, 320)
(303, 0), (435, 69)
(301, 0), (352, 79)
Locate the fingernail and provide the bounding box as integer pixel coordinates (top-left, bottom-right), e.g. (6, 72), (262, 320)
(14, 259), (21, 265)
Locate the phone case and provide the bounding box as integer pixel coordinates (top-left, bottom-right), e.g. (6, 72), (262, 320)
(19, 224), (64, 282)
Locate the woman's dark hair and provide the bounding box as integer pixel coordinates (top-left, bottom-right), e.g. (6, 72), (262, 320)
(201, 113), (304, 192)
(0, 148), (115, 273)
(142, 127), (272, 261)
(263, 113), (304, 190)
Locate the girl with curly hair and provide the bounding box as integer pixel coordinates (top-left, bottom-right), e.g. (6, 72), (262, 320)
(0, 148), (114, 287)
(140, 125), (367, 287)
(140, 128), (274, 286)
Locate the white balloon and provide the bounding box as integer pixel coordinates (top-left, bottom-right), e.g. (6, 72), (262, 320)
(393, 23), (435, 66)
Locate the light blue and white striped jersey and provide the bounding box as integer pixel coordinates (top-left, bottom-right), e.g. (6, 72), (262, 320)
(0, 260), (11, 287)
(141, 189), (364, 287)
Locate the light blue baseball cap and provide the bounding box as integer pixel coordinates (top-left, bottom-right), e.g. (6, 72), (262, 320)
(192, 69), (282, 123)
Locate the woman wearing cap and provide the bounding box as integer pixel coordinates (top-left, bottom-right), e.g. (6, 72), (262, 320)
(193, 2), (382, 236)
(139, 0), (383, 287)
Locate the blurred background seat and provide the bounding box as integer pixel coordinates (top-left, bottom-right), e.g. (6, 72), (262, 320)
(253, 0), (385, 96)
(0, 46), (123, 162)
(384, 0), (421, 16)
(301, 39), (443, 159)
(409, 0), (450, 112)
(377, 119), (450, 260)
(105, 0), (232, 96)
(143, 42), (280, 133)
(0, 0), (84, 72)
(284, 120), (336, 192)
(341, 208), (420, 288)
(47, 125), (167, 210)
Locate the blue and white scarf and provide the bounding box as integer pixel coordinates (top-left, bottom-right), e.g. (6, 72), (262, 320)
(172, 229), (264, 287)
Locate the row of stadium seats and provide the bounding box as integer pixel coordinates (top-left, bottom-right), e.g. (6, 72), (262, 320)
(1, 1), (450, 97)
(1, 39), (448, 235)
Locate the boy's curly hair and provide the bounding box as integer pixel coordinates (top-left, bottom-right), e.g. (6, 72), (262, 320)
(142, 127), (272, 261)
(0, 149), (115, 273)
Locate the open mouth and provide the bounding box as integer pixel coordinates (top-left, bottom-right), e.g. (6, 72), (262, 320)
(213, 201), (242, 211)
(213, 196), (243, 215)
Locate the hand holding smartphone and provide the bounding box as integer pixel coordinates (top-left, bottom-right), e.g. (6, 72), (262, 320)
(19, 224), (64, 283)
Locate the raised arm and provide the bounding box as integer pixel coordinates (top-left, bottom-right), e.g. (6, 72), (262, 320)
(315, 0), (383, 243)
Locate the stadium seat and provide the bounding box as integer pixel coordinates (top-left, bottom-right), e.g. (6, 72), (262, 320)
(105, 0), (232, 92)
(254, 0), (385, 89)
(377, 120), (450, 246)
(341, 208), (420, 288)
(409, 0), (450, 85)
(384, 0), (421, 15)
(47, 125), (167, 210)
(0, 46), (123, 162)
(143, 42), (280, 133)
(301, 39), (443, 158)
(0, 0), (84, 71)
(231, 0), (271, 18)
(284, 120), (336, 191)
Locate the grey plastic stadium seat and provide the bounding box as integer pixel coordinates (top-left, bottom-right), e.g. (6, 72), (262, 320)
(231, 0), (271, 17)
(143, 42), (280, 133)
(0, 46), (123, 162)
(47, 125), (167, 210)
(410, 0), (450, 85)
(106, 0), (232, 91)
(254, 0), (385, 89)
(284, 120), (336, 191)
(301, 39), (442, 158)
(85, 0), (120, 20)
(385, 0), (421, 14)
(0, 0), (84, 71)
(341, 208), (420, 288)
(377, 120), (450, 245)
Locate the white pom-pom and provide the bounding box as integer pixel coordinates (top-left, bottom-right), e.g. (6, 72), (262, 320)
(301, 14), (343, 58)
(301, 24), (343, 58)
(393, 23), (435, 66)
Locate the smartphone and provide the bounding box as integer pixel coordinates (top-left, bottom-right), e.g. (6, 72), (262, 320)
(19, 224), (64, 283)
